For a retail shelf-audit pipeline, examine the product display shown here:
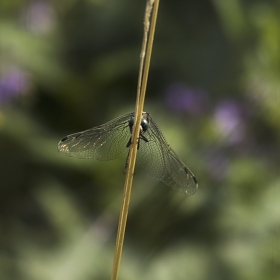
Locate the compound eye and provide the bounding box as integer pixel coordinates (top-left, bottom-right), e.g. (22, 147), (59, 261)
(128, 116), (135, 132)
(141, 118), (149, 132)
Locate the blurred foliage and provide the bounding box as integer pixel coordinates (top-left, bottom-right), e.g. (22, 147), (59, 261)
(0, 0), (280, 279)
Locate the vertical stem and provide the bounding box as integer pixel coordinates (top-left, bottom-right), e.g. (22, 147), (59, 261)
(111, 1), (160, 280)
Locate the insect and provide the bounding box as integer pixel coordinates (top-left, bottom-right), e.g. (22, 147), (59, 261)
(58, 112), (198, 195)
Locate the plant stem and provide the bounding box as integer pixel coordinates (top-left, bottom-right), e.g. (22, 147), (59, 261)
(111, 1), (160, 279)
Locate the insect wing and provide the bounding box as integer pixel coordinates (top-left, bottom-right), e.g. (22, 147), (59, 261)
(58, 113), (132, 160)
(137, 114), (198, 195)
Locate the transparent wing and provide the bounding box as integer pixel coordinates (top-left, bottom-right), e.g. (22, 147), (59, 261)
(58, 113), (132, 160)
(137, 113), (198, 195)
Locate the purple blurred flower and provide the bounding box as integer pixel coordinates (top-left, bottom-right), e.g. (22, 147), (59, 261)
(22, 0), (55, 34)
(0, 67), (31, 105)
(214, 100), (246, 144)
(164, 83), (209, 115)
(206, 151), (229, 181)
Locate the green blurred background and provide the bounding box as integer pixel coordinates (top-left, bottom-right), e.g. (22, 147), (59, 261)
(1, 0), (280, 279)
